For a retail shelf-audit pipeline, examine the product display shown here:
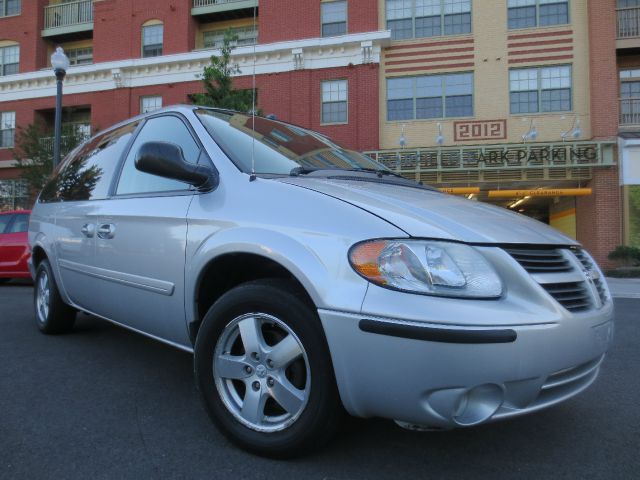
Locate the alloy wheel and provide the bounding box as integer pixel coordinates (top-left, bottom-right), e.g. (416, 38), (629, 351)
(213, 313), (311, 433)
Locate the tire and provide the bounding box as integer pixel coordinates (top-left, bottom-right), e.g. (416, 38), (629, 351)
(0, 278), (10, 284)
(194, 279), (341, 458)
(34, 259), (76, 334)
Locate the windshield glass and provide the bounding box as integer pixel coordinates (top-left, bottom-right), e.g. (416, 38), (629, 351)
(196, 109), (386, 175)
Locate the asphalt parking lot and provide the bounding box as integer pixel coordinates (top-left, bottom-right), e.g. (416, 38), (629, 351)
(1, 281), (638, 480)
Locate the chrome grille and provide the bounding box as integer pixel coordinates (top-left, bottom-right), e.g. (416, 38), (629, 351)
(505, 248), (573, 273)
(570, 248), (609, 305)
(541, 282), (592, 312)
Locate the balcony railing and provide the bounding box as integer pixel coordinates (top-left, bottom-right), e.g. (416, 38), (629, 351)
(44, 0), (93, 31)
(39, 123), (91, 153)
(194, 0), (250, 7)
(203, 26), (258, 49)
(192, 0), (258, 16)
(620, 97), (640, 125)
(617, 6), (640, 38)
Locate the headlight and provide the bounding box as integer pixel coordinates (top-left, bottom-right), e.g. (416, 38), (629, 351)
(349, 239), (503, 299)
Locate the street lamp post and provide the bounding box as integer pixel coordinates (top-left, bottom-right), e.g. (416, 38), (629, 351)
(51, 47), (70, 170)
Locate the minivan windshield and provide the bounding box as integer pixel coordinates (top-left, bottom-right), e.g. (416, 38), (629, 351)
(196, 109), (387, 175)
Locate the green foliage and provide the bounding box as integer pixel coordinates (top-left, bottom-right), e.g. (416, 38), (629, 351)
(12, 121), (87, 196)
(629, 186), (640, 247)
(608, 245), (640, 267)
(191, 30), (257, 113)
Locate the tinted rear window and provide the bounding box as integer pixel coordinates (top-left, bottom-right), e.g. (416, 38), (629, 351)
(6, 213), (29, 233)
(40, 122), (139, 202)
(0, 214), (13, 233)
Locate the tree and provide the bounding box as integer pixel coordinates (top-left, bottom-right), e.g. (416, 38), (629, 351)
(12, 121), (88, 195)
(191, 30), (256, 112)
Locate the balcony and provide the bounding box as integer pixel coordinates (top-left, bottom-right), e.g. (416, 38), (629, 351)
(620, 98), (640, 126)
(42, 0), (93, 39)
(192, 0), (258, 22)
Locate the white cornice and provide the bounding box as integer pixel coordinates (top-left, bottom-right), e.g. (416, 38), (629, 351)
(0, 31), (391, 102)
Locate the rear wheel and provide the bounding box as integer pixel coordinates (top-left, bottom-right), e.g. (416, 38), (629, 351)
(34, 259), (76, 334)
(194, 279), (341, 458)
(0, 279), (10, 284)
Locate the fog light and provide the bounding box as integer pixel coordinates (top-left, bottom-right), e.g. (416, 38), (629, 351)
(452, 384), (504, 426)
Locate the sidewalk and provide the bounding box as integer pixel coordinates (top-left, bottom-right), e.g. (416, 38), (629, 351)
(605, 277), (640, 299)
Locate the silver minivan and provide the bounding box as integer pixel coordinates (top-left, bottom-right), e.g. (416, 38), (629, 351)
(29, 106), (614, 457)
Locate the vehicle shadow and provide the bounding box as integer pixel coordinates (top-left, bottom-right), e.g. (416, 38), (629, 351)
(0, 279), (33, 286)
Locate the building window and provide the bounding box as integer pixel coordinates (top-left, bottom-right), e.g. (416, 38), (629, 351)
(321, 80), (348, 124)
(142, 23), (163, 58)
(620, 69), (640, 125)
(508, 0), (569, 30)
(322, 1), (347, 37)
(203, 26), (258, 49)
(1, 111), (15, 149)
(510, 65), (572, 114)
(0, 45), (19, 76)
(141, 96), (163, 114)
(66, 47), (93, 66)
(0, 0), (20, 17)
(387, 72), (473, 120)
(386, 0), (471, 41)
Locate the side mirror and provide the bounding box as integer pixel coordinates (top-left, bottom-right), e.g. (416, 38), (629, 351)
(135, 141), (218, 191)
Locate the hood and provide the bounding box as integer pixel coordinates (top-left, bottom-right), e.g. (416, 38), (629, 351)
(277, 177), (578, 245)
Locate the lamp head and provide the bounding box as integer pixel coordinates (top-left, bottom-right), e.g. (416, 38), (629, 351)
(51, 47), (70, 73)
(435, 122), (444, 145)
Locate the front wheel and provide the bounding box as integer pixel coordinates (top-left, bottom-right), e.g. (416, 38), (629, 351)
(194, 279), (341, 458)
(34, 259), (76, 334)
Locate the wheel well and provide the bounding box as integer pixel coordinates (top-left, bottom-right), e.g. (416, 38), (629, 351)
(192, 253), (315, 343)
(31, 246), (47, 269)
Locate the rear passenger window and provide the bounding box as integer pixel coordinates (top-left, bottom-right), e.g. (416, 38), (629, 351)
(0, 214), (13, 233)
(116, 115), (200, 195)
(39, 121), (139, 202)
(7, 214), (28, 233)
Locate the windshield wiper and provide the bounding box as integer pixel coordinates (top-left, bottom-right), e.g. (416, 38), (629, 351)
(289, 167), (345, 176)
(341, 168), (408, 180)
(289, 167), (320, 176)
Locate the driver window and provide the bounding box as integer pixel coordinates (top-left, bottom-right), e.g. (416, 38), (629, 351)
(116, 115), (200, 195)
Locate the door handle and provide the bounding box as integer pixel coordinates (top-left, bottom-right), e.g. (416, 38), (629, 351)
(97, 223), (116, 239)
(81, 223), (95, 238)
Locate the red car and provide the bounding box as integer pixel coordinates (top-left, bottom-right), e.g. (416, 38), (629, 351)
(0, 210), (31, 283)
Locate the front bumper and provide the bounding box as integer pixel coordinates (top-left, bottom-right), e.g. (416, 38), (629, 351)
(319, 304), (613, 428)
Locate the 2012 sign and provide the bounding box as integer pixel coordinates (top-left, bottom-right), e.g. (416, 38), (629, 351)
(454, 120), (507, 141)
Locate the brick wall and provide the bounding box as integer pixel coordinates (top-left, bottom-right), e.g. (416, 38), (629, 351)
(589, 0), (618, 140)
(93, 0), (197, 63)
(0, 0), (48, 72)
(259, 0), (378, 44)
(236, 64), (380, 151)
(580, 0), (622, 268)
(576, 167), (621, 270)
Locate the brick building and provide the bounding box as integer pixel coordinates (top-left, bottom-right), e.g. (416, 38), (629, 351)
(0, 0), (635, 267)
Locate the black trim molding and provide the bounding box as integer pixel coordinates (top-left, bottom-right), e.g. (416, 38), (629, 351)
(359, 319), (517, 344)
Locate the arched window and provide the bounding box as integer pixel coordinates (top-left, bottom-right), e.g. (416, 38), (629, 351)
(0, 40), (19, 76)
(142, 20), (163, 58)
